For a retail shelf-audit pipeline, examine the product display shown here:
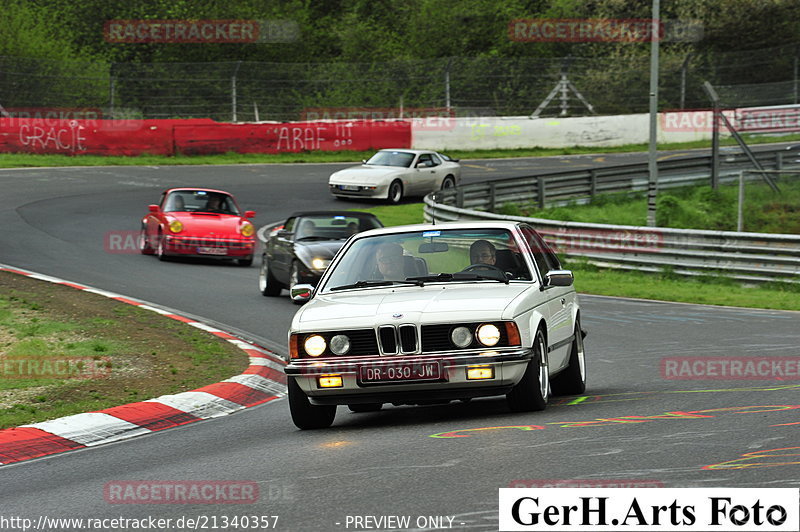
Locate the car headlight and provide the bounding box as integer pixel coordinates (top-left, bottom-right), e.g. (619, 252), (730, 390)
(240, 222), (255, 237)
(476, 324), (501, 347)
(168, 220), (183, 233)
(329, 334), (351, 355)
(311, 257), (330, 270)
(451, 326), (473, 348)
(304, 335), (327, 357)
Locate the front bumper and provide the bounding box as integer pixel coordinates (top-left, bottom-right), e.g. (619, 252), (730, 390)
(163, 235), (255, 258)
(285, 347), (533, 405)
(329, 183), (388, 199)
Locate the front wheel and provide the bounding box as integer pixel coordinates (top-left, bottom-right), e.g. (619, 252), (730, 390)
(550, 318), (586, 396)
(258, 256), (282, 296)
(139, 227), (154, 255)
(289, 261), (304, 304)
(238, 256), (253, 267)
(507, 328), (549, 412)
(387, 180), (403, 204)
(155, 233), (169, 262)
(288, 377), (336, 429)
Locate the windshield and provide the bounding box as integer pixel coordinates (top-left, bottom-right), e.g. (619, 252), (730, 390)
(163, 190), (240, 215)
(294, 214), (382, 241)
(365, 150), (415, 168)
(320, 228), (532, 292)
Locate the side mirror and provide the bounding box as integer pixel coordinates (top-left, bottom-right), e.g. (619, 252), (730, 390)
(244, 210), (256, 219)
(148, 204), (160, 213)
(290, 284), (314, 303)
(544, 270), (574, 287)
(361, 159), (368, 164)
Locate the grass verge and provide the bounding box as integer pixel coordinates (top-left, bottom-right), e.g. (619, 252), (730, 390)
(0, 271), (249, 429)
(356, 203), (800, 312)
(1, 133), (799, 168)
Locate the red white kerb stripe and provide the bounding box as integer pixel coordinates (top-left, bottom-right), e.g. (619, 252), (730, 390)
(0, 265), (287, 465)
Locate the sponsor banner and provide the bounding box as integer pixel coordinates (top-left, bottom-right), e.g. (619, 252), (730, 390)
(301, 107), (456, 131)
(509, 480), (663, 489)
(104, 481), (259, 504)
(662, 357), (800, 380)
(499, 487), (799, 531)
(508, 18), (702, 43)
(0, 356), (111, 379)
(539, 228), (663, 254)
(103, 19), (299, 43)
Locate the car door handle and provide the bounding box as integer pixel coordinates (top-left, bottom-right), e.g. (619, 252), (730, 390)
(560, 298), (566, 306)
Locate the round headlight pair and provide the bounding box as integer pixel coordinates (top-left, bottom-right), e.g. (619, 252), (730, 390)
(303, 334), (350, 357)
(168, 220), (183, 233)
(451, 324), (501, 348)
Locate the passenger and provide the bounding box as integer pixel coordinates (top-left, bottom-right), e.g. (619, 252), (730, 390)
(297, 219), (317, 239)
(469, 240), (497, 266)
(205, 195), (227, 213)
(375, 242), (405, 280)
(346, 222), (359, 236)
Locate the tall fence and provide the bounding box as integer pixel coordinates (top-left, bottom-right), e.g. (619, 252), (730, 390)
(425, 146), (800, 283)
(2, 43), (800, 122)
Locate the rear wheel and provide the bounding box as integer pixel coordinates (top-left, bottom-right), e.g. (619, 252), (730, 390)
(441, 175), (455, 189)
(258, 256), (282, 296)
(550, 318), (586, 396)
(348, 403), (382, 413)
(288, 377), (336, 429)
(387, 180), (403, 204)
(507, 328), (549, 412)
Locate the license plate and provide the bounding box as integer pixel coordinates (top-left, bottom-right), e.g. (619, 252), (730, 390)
(197, 247), (227, 256)
(339, 185), (360, 191)
(359, 361), (441, 383)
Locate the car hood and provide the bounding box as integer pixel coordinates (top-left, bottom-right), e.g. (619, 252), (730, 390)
(295, 241), (345, 261)
(167, 212), (246, 236)
(329, 165), (406, 184)
(295, 283), (533, 328)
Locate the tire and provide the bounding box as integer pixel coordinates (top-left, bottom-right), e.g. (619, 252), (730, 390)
(155, 232), (169, 262)
(289, 261), (304, 304)
(387, 180), (403, 204)
(348, 403), (383, 413)
(139, 227), (154, 255)
(288, 377), (336, 429)
(238, 256), (253, 267)
(258, 256), (282, 296)
(441, 175), (455, 190)
(506, 328), (549, 412)
(550, 318), (587, 396)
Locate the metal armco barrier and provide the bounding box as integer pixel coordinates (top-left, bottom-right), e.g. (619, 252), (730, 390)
(425, 145), (800, 283)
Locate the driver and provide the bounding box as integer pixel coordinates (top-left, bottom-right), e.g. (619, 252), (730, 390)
(375, 242), (406, 280)
(469, 240), (496, 266)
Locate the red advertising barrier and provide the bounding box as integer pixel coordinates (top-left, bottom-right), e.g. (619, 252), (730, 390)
(173, 120), (411, 155)
(0, 117), (411, 156)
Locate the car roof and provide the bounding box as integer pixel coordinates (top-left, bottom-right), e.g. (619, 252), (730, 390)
(375, 148), (437, 155)
(163, 187), (233, 196)
(352, 220), (522, 238)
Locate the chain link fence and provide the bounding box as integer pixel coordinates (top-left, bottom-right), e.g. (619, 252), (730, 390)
(2, 43), (799, 122)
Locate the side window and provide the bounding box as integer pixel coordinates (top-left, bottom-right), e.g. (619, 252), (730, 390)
(520, 227), (560, 279)
(430, 154), (442, 166)
(417, 154), (433, 167)
(159, 192), (167, 208)
(284, 217), (296, 232)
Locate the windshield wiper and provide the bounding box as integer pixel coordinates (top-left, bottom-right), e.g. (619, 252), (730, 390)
(408, 272), (509, 284)
(296, 236), (330, 241)
(330, 279), (424, 291)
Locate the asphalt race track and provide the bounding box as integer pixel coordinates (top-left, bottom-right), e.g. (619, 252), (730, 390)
(0, 151), (798, 531)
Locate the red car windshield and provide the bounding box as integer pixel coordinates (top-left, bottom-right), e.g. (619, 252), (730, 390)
(163, 191), (239, 215)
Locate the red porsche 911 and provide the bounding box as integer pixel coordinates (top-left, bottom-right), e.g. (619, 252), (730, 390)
(139, 188), (256, 266)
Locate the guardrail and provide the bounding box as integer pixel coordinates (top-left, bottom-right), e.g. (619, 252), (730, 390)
(425, 146), (800, 283)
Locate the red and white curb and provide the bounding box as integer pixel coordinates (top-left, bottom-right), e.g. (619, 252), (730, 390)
(0, 265), (286, 465)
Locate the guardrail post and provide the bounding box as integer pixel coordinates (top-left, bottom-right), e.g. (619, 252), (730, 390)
(537, 177), (546, 209)
(456, 188), (465, 208)
(487, 183), (496, 212)
(589, 169), (597, 197)
(776, 151), (783, 171)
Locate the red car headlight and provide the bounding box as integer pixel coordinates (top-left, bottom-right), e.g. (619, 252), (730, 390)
(241, 222), (255, 237)
(168, 220), (183, 233)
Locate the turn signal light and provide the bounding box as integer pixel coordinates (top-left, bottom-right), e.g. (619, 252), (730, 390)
(466, 365), (494, 380)
(318, 375), (343, 388)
